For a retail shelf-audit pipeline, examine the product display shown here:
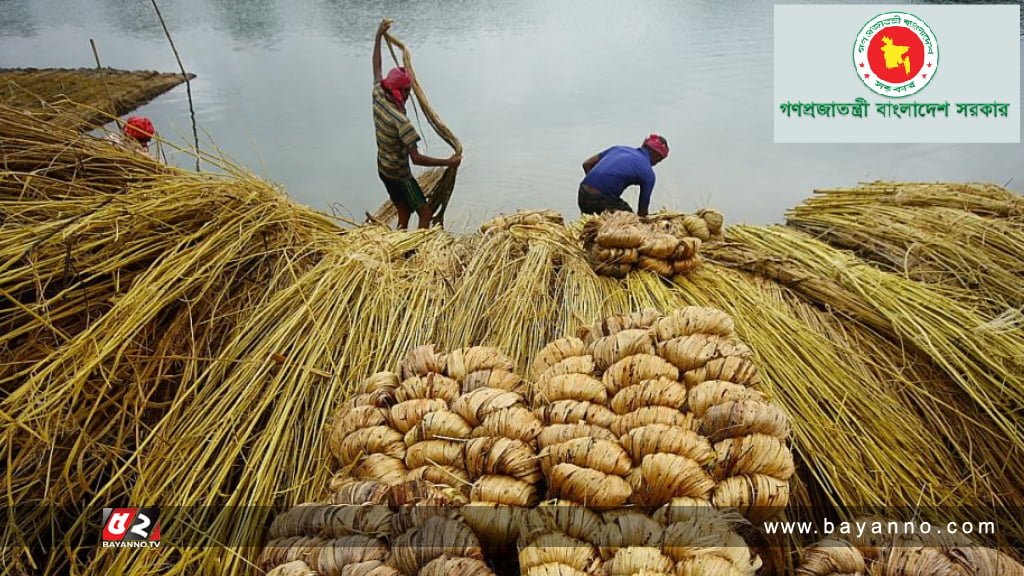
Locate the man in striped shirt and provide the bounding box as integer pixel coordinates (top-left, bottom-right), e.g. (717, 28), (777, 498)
(373, 19), (461, 229)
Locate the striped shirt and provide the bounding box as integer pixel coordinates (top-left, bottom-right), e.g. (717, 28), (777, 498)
(373, 83), (420, 179)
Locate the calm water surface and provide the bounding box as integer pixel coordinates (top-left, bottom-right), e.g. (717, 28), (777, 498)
(1, 0), (1021, 230)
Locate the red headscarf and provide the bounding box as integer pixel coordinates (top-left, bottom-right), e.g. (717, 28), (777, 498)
(643, 134), (669, 160)
(381, 67), (412, 111)
(124, 116), (155, 144)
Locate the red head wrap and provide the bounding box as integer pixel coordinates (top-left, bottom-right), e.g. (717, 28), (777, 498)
(381, 67), (412, 111)
(124, 116), (155, 142)
(643, 134), (669, 160)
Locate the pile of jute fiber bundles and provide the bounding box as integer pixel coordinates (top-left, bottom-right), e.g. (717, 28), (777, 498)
(797, 523), (1024, 576)
(262, 477), (492, 576)
(520, 308), (791, 575)
(647, 209), (726, 242)
(520, 326), (629, 576)
(326, 344), (542, 549)
(260, 480), (394, 576)
(517, 497), (762, 576)
(590, 307), (794, 515)
(580, 212), (703, 278)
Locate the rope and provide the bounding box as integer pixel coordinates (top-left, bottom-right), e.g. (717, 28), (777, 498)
(370, 28), (462, 227)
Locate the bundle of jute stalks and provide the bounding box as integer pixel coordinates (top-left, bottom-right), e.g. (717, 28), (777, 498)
(326, 344), (542, 550)
(481, 210), (566, 233)
(797, 524), (1024, 576)
(517, 499), (762, 576)
(262, 477), (492, 576)
(529, 307), (793, 519)
(580, 212), (709, 278)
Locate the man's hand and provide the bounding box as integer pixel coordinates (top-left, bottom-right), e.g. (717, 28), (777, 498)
(373, 19), (392, 83)
(447, 155), (462, 168)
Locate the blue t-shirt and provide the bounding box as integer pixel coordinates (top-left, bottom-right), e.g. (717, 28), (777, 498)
(580, 146), (656, 214)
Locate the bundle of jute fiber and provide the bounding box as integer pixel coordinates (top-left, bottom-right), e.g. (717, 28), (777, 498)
(798, 531), (1024, 576)
(664, 507), (758, 575)
(327, 369), (410, 486)
(445, 346), (542, 550)
(380, 481), (491, 576)
(577, 311), (709, 510)
(266, 560), (320, 576)
(481, 210), (566, 233)
(579, 212), (704, 278)
(518, 499), (606, 576)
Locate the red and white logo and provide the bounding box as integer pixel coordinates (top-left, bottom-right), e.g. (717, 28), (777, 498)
(854, 12), (938, 98)
(101, 508), (160, 547)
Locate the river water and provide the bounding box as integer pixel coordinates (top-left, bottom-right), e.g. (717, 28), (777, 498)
(1, 0), (1021, 229)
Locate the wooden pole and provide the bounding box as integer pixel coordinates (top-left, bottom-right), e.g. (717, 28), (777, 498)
(89, 38), (102, 69)
(151, 0), (201, 171)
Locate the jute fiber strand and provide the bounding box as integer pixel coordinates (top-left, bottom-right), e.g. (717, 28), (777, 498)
(787, 183), (1024, 316)
(371, 27), (463, 227)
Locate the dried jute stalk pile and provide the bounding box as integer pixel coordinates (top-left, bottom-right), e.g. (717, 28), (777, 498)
(580, 211), (721, 278)
(797, 526), (1024, 576)
(481, 210), (566, 233)
(261, 477), (490, 576)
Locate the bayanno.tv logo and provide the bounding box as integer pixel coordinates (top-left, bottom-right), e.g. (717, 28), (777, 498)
(101, 508), (161, 548)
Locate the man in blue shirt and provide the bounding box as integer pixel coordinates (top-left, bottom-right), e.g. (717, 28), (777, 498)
(578, 134), (669, 217)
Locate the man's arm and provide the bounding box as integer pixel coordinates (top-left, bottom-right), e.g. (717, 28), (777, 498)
(637, 173), (656, 217)
(372, 19), (391, 84)
(582, 154), (602, 174)
(409, 145), (462, 168)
